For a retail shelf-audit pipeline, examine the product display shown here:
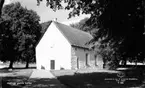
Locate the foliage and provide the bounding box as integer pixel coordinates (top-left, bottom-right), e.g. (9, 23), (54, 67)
(70, 17), (89, 31)
(0, 0), (5, 16)
(70, 18), (120, 69)
(70, 17), (99, 37)
(93, 38), (122, 69)
(0, 2), (41, 68)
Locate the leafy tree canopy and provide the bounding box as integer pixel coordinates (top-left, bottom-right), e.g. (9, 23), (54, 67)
(70, 17), (89, 31)
(0, 0), (4, 16)
(0, 2), (41, 68)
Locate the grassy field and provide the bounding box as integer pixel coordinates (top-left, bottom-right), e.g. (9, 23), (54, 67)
(0, 63), (67, 88)
(0, 62), (145, 88)
(51, 68), (145, 88)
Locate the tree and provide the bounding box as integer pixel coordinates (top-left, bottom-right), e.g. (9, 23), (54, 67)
(0, 0), (5, 16)
(70, 17), (99, 37)
(70, 17), (89, 31)
(71, 18), (121, 69)
(21, 48), (35, 68)
(0, 2), (41, 68)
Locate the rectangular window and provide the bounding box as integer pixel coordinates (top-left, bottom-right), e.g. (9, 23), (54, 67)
(77, 57), (79, 69)
(86, 53), (89, 66)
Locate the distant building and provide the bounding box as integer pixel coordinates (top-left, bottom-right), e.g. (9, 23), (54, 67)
(36, 21), (103, 70)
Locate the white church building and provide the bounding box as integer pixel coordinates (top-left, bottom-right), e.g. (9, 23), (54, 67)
(35, 21), (103, 70)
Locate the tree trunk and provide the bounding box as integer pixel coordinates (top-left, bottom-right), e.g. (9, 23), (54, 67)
(0, 0), (5, 16)
(25, 58), (29, 68)
(9, 60), (14, 68)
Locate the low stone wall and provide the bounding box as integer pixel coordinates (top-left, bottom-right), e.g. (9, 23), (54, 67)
(71, 48), (78, 70)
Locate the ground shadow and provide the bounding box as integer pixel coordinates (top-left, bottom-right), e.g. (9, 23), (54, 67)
(57, 66), (145, 88)
(0, 65), (144, 88)
(1, 76), (29, 88)
(1, 77), (67, 88)
(0, 69), (19, 73)
(0, 67), (67, 88)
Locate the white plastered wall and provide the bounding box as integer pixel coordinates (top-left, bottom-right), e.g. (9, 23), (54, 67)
(36, 22), (71, 70)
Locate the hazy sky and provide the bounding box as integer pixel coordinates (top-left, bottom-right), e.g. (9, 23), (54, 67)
(4, 0), (90, 24)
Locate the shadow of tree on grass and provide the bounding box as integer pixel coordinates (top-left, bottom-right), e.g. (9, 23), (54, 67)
(57, 67), (144, 88)
(0, 66), (144, 88)
(1, 77), (67, 88)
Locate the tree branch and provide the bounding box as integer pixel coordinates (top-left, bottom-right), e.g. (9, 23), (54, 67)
(0, 0), (5, 17)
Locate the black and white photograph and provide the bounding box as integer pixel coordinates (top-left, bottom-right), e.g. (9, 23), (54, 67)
(0, 0), (144, 88)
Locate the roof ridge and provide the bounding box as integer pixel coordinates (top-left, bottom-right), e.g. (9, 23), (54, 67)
(53, 21), (93, 38)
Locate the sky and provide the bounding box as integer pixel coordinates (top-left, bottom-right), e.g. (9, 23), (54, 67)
(4, 0), (90, 25)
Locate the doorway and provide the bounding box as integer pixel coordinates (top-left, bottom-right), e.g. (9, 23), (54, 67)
(50, 60), (55, 70)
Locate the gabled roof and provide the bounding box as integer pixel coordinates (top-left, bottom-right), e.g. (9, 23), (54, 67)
(39, 21), (93, 49)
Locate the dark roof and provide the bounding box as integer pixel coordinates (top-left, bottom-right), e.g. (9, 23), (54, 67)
(39, 21), (93, 49)
(53, 21), (93, 48)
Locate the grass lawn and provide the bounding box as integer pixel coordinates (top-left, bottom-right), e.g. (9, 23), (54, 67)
(0, 63), (66, 88)
(0, 62), (34, 88)
(0, 68), (33, 88)
(51, 66), (145, 88)
(2, 77), (66, 88)
(0, 63), (145, 88)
